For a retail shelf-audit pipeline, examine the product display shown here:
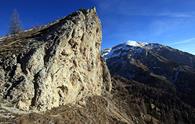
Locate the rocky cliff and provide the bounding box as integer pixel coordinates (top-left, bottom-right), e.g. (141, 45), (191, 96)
(0, 8), (111, 111)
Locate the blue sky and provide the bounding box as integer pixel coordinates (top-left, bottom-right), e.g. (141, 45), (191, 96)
(0, 0), (195, 54)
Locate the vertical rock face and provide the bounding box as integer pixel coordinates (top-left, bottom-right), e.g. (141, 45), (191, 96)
(0, 8), (111, 111)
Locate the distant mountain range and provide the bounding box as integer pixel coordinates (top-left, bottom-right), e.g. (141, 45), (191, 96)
(102, 40), (195, 107)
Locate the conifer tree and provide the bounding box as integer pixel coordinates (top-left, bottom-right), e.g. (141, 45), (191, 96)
(9, 9), (22, 34)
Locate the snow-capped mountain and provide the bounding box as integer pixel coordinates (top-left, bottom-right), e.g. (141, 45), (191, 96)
(102, 40), (179, 60)
(102, 40), (148, 59)
(102, 40), (195, 107)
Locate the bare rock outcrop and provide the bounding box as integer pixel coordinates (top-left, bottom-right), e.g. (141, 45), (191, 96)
(0, 8), (111, 111)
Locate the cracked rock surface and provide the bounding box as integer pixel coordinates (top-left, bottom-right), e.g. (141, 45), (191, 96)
(0, 8), (111, 111)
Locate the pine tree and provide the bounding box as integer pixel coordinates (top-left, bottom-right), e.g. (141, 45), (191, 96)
(9, 9), (22, 34)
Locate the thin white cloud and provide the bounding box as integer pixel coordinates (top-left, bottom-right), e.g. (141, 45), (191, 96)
(148, 18), (186, 36)
(170, 38), (195, 45)
(116, 10), (194, 18)
(95, 0), (194, 18)
(158, 12), (193, 18)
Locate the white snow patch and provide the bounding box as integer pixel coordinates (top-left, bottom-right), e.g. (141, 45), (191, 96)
(125, 40), (148, 47)
(102, 48), (111, 57)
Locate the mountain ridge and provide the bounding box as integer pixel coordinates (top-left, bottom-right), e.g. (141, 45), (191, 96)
(102, 40), (195, 59)
(102, 40), (195, 108)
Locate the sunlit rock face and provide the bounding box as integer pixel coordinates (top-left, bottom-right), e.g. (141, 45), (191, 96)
(0, 8), (111, 111)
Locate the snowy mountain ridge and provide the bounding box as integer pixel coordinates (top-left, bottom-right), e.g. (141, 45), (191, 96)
(102, 40), (165, 60)
(125, 40), (148, 47)
(103, 40), (195, 111)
